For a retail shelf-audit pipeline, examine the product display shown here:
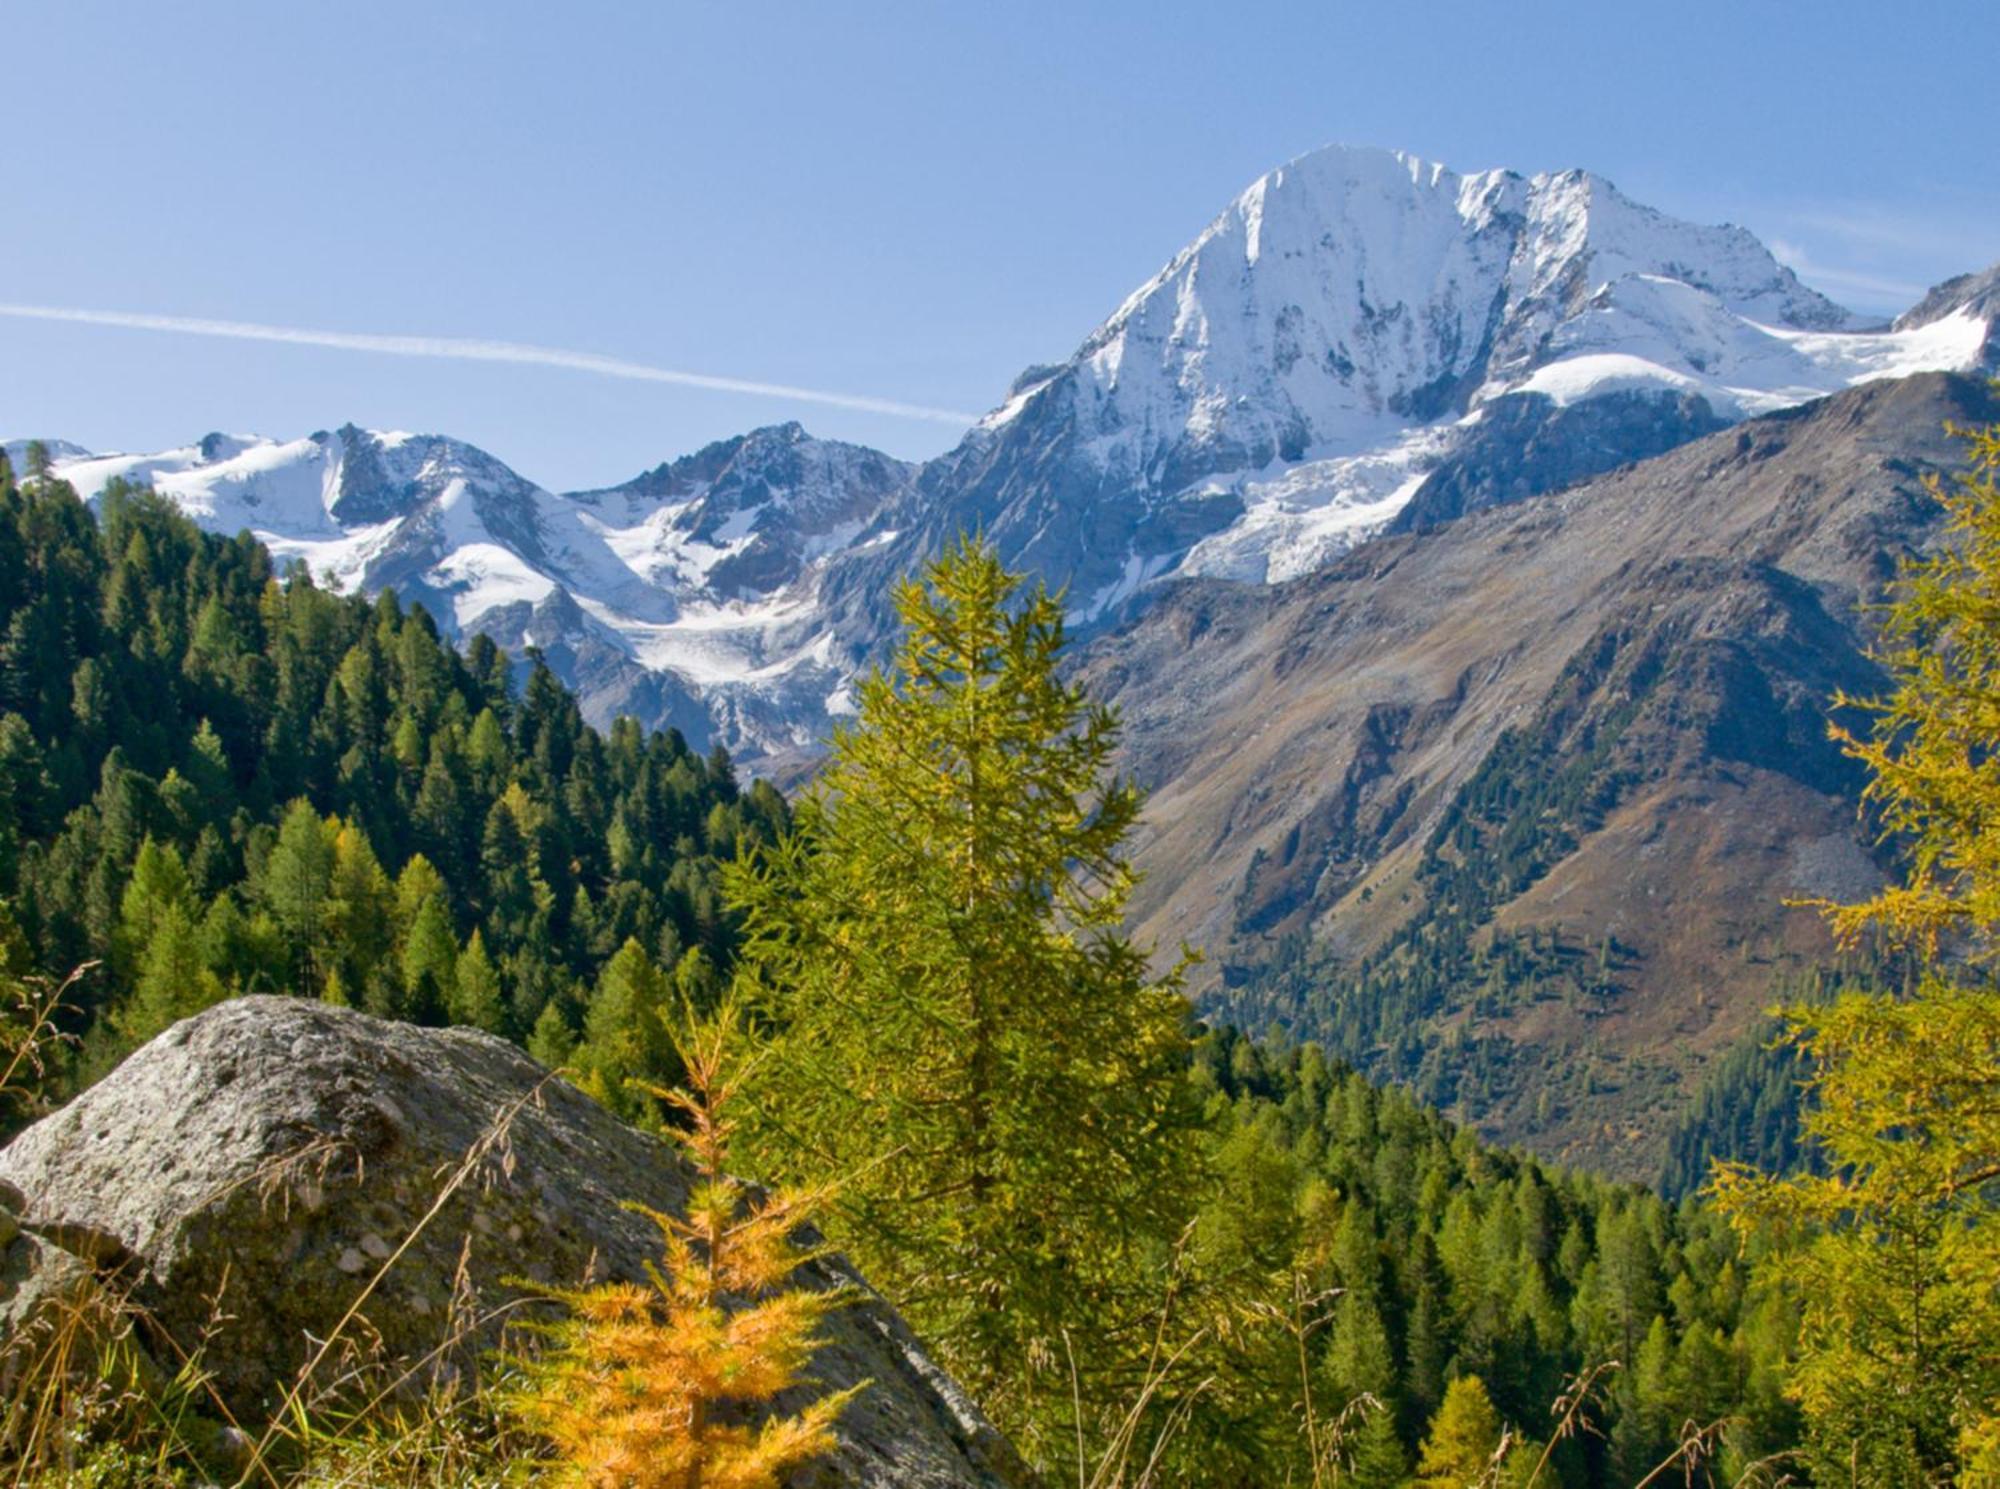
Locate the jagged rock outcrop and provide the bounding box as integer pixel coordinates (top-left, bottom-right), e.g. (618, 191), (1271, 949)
(1385, 388), (1729, 532)
(0, 997), (1026, 1489)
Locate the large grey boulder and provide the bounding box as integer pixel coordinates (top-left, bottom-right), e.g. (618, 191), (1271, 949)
(0, 997), (1026, 1488)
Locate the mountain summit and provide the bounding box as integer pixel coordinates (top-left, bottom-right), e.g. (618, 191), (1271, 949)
(890, 145), (1971, 601)
(18, 146), (1998, 764)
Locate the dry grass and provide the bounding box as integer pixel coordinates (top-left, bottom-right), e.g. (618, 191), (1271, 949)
(0, 1025), (552, 1488)
(0, 987), (1810, 1488)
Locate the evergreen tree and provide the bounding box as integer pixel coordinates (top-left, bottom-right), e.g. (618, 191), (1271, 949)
(573, 937), (672, 1122)
(729, 538), (1203, 1460)
(449, 929), (509, 1036)
(114, 837), (191, 983)
(398, 893), (459, 1024)
(1414, 1374), (1504, 1488)
(1323, 1294), (1395, 1406)
(1343, 1410), (1409, 1489)
(120, 899), (224, 1043)
(1715, 416), (2000, 1484)
(261, 799), (336, 993)
(326, 822), (394, 1000)
(527, 997), (577, 1069)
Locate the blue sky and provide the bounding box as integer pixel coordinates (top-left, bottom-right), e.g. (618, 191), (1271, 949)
(4, 0), (1994, 488)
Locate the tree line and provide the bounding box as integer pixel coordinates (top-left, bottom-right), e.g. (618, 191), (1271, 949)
(0, 460), (783, 1118)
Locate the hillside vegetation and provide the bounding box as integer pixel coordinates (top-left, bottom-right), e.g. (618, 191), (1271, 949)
(1087, 373), (2000, 1178)
(3, 440), (1996, 1485)
(0, 461), (784, 1122)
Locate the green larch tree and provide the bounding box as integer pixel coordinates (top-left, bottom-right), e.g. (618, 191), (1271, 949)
(449, 928), (509, 1036)
(1714, 415), (2000, 1484)
(260, 799), (337, 993)
(573, 936), (672, 1123)
(398, 893), (458, 1024)
(726, 537), (1204, 1462)
(1414, 1374), (1504, 1488)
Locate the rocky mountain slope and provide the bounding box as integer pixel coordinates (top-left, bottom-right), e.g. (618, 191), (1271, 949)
(1081, 371), (1997, 1177)
(18, 146), (1997, 768)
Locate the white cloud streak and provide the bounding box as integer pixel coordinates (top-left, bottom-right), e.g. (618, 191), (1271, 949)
(1767, 240), (1927, 309)
(0, 302), (980, 427)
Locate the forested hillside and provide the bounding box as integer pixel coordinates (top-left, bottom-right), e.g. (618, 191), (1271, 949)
(0, 452), (784, 1113)
(1085, 373), (2000, 1178)
(0, 458), (1802, 1482)
(1183, 1028), (1800, 1485)
(3, 444), (1993, 1487)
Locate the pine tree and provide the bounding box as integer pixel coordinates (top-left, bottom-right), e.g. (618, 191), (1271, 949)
(449, 929), (508, 1036)
(260, 799), (336, 993)
(1404, 1240), (1451, 1431)
(728, 537), (1203, 1458)
(326, 821), (394, 997)
(1614, 1314), (1674, 1481)
(181, 718), (234, 811)
(398, 893), (458, 1025)
(1323, 1294), (1395, 1406)
(1343, 1409), (1409, 1489)
(573, 937), (671, 1122)
(120, 899), (224, 1043)
(114, 837), (191, 983)
(527, 998), (577, 1069)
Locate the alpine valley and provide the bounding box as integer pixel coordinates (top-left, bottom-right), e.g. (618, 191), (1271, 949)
(18, 144), (2000, 1178)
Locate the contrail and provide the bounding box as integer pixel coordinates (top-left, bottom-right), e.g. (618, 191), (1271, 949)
(0, 302), (980, 427)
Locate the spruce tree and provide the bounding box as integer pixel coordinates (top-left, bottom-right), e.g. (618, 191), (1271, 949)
(398, 893), (458, 1024)
(261, 799), (336, 993)
(1344, 1410), (1409, 1489)
(120, 900), (224, 1043)
(574, 937), (672, 1122)
(527, 998), (576, 1069)
(728, 537), (1203, 1460)
(326, 821), (394, 996)
(114, 837), (191, 983)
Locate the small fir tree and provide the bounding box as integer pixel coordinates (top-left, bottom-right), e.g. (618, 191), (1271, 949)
(573, 937), (672, 1122)
(1414, 1374), (1505, 1488)
(449, 928), (509, 1036)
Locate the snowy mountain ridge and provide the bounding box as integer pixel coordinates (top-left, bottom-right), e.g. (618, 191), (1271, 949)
(948, 147), (1984, 591)
(12, 144), (1998, 763)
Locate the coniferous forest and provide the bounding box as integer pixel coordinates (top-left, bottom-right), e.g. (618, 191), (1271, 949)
(1, 438), (1996, 1488)
(14, 12), (2000, 1482)
(0, 464), (785, 1112)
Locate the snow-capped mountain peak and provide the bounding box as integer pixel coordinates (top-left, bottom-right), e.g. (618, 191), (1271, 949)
(14, 146), (1996, 769)
(945, 144), (1991, 597)
(1022, 145), (1861, 472)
